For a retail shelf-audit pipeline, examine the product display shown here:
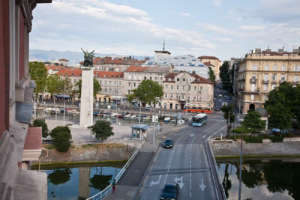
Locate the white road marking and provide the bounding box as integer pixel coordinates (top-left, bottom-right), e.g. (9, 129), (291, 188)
(150, 175), (161, 187)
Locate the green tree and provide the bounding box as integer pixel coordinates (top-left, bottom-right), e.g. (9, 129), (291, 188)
(61, 77), (76, 105)
(219, 61), (234, 94)
(127, 79), (163, 107)
(50, 126), (72, 152)
(29, 62), (48, 101)
(208, 67), (216, 83)
(89, 120), (114, 142)
(242, 111), (266, 134)
(75, 78), (101, 98)
(31, 119), (49, 138)
(46, 74), (64, 104)
(221, 104), (235, 138)
(265, 82), (300, 130)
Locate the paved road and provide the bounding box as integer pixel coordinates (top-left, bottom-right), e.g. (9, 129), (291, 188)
(136, 113), (227, 200)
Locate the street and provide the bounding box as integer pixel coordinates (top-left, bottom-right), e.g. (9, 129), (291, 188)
(137, 113), (227, 200)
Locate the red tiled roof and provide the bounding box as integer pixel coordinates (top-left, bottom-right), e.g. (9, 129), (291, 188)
(94, 71), (124, 78)
(198, 56), (220, 60)
(125, 66), (148, 72)
(58, 58), (69, 61)
(203, 62), (214, 67)
(46, 65), (66, 71)
(57, 68), (82, 76)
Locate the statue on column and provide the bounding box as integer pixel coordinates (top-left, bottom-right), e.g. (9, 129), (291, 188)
(81, 48), (95, 67)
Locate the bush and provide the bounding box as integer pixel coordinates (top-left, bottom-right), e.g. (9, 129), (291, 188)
(231, 126), (252, 134)
(50, 126), (72, 152)
(269, 136), (284, 143)
(32, 119), (49, 138)
(243, 136), (263, 143)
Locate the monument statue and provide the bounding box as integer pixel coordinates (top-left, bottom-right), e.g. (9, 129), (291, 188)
(81, 48), (95, 67)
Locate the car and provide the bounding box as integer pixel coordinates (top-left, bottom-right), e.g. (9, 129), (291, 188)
(272, 128), (288, 135)
(163, 139), (174, 148)
(160, 183), (179, 200)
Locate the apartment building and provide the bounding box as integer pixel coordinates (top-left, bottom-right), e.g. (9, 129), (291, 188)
(162, 72), (214, 110)
(123, 66), (171, 95)
(236, 48), (300, 114)
(0, 0), (52, 199)
(198, 56), (222, 80)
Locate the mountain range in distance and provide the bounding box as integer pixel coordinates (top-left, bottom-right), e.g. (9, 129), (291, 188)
(29, 49), (149, 66)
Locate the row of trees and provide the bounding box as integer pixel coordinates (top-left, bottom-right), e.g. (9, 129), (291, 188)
(219, 61), (234, 94)
(29, 61), (101, 104)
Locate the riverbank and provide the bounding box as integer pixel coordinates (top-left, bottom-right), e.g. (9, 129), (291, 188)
(211, 141), (300, 158)
(35, 143), (136, 165)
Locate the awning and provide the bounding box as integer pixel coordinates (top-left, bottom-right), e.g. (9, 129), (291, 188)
(132, 124), (150, 130)
(111, 96), (123, 100)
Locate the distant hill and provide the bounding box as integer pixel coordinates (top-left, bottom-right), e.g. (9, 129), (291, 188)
(29, 49), (148, 66)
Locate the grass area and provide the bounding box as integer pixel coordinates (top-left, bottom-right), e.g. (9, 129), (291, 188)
(231, 127), (253, 134)
(43, 144), (55, 150)
(31, 160), (127, 170)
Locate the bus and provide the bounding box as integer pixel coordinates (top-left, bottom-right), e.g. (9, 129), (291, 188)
(183, 106), (212, 114)
(192, 113), (208, 127)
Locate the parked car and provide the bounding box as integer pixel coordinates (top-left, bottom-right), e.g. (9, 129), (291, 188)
(272, 128), (288, 135)
(163, 139), (174, 149)
(160, 183), (179, 200)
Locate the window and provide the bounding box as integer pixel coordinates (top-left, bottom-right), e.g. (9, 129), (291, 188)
(272, 74), (276, 81)
(160, 77), (163, 81)
(119, 81), (122, 86)
(282, 65), (286, 71)
(170, 94), (173, 98)
(183, 78), (185, 81)
(182, 86), (185, 90)
(188, 86), (191, 90)
(251, 95), (254, 100)
(199, 86), (202, 92)
(128, 83), (131, 87)
(164, 93), (168, 98)
(264, 65), (269, 70)
(295, 76), (299, 82)
(263, 84), (268, 91)
(144, 76), (146, 80)
(273, 65), (277, 71)
(194, 86), (197, 90)
(171, 85), (173, 89)
(263, 95), (267, 101)
(252, 65), (258, 70)
(129, 75), (132, 79)
(104, 81), (107, 85)
(295, 66), (300, 71)
(251, 84), (255, 92)
(177, 86), (179, 90)
(281, 75), (285, 81)
(264, 74), (268, 81)
(133, 83), (136, 87)
(155, 77), (157, 81)
(177, 78), (180, 81)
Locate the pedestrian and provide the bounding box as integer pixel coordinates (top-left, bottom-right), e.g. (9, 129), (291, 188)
(112, 179), (116, 193)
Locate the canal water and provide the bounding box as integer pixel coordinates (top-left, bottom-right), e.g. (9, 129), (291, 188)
(217, 158), (300, 200)
(38, 165), (121, 200)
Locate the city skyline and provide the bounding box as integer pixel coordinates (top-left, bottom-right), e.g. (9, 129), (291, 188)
(30, 0), (300, 61)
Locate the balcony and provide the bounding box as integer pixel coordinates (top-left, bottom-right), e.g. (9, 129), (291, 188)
(262, 80), (269, 84)
(249, 78), (257, 84)
(238, 79), (245, 82)
(271, 80), (277, 84)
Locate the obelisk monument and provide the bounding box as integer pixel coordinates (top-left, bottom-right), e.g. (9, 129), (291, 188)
(80, 49), (95, 127)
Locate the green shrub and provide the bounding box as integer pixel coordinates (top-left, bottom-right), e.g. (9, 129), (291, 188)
(50, 126), (72, 152)
(32, 119), (49, 138)
(243, 136), (263, 143)
(269, 136), (284, 143)
(231, 126), (252, 134)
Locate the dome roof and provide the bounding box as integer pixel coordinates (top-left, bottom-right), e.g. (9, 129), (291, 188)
(255, 107), (268, 117)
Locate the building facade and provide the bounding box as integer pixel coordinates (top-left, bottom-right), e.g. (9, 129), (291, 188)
(0, 0), (52, 199)
(93, 56), (144, 72)
(236, 48), (300, 114)
(162, 72), (214, 110)
(198, 56), (222, 80)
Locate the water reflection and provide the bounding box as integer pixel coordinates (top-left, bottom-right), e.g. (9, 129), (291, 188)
(42, 166), (121, 200)
(217, 159), (300, 200)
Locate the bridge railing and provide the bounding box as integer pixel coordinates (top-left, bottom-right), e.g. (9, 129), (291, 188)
(86, 141), (145, 200)
(206, 140), (227, 200)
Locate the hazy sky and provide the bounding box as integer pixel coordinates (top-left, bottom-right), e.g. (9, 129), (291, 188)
(30, 0), (300, 61)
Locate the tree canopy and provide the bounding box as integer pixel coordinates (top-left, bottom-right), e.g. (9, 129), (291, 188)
(265, 82), (300, 130)
(208, 67), (216, 83)
(219, 61), (233, 93)
(127, 79), (163, 106)
(221, 104), (235, 138)
(31, 119), (49, 138)
(46, 74), (64, 103)
(89, 120), (114, 142)
(29, 62), (48, 98)
(75, 78), (101, 98)
(242, 111), (266, 134)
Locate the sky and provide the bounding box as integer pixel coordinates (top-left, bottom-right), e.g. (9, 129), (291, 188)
(30, 0), (300, 61)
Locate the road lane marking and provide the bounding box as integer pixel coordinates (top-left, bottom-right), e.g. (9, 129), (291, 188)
(199, 178), (206, 191)
(150, 175), (161, 187)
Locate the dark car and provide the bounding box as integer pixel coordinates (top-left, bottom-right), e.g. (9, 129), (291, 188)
(163, 139), (174, 148)
(160, 183), (179, 200)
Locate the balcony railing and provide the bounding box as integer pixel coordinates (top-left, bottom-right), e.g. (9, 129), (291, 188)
(250, 78), (257, 83)
(262, 80), (269, 84)
(271, 80), (277, 84)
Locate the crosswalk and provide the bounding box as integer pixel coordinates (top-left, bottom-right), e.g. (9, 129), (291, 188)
(208, 118), (226, 122)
